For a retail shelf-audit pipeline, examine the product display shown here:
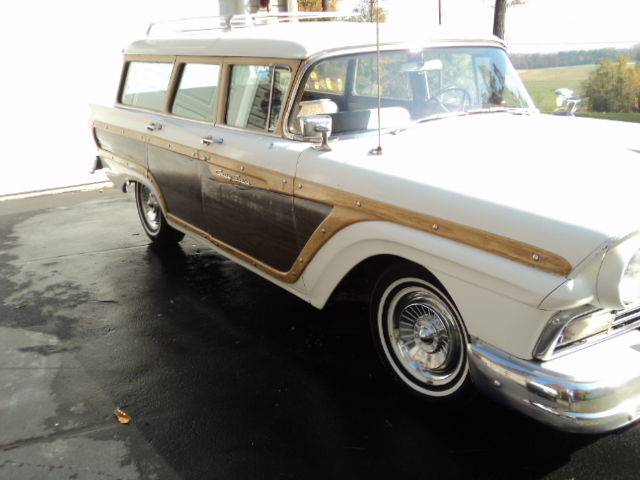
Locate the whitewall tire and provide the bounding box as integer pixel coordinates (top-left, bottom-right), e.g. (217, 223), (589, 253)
(371, 263), (471, 400)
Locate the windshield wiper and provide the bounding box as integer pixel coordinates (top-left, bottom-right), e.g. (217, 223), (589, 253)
(468, 107), (536, 115)
(413, 106), (536, 124)
(413, 111), (469, 124)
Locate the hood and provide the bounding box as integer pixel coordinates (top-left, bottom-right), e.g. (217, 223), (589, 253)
(301, 113), (640, 270)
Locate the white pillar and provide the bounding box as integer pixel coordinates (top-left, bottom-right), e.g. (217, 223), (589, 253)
(219, 0), (251, 15)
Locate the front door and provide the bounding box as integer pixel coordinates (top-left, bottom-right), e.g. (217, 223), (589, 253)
(201, 129), (311, 273)
(201, 62), (328, 274)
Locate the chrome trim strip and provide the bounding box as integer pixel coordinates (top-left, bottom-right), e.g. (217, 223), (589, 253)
(469, 336), (640, 433)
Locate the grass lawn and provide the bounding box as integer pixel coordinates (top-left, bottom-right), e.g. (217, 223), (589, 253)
(576, 112), (640, 123)
(518, 64), (595, 112)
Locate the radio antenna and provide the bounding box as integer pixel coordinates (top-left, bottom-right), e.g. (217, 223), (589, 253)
(369, 0), (383, 156)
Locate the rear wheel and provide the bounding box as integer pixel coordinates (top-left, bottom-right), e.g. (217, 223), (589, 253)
(371, 262), (471, 400)
(134, 183), (184, 245)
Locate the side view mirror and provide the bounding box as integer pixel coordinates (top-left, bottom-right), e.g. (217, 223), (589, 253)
(301, 115), (332, 151)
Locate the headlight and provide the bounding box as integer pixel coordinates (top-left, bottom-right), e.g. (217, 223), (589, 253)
(596, 234), (640, 309)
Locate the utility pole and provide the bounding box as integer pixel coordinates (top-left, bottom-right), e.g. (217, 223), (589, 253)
(438, 0), (442, 25)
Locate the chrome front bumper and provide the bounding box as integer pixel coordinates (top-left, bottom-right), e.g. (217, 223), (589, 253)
(469, 330), (640, 434)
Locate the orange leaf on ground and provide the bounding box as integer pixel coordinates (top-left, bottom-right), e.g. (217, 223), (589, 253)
(114, 408), (132, 424)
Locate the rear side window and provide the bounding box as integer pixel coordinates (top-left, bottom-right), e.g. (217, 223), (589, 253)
(172, 63), (221, 122)
(226, 65), (291, 132)
(121, 62), (173, 111)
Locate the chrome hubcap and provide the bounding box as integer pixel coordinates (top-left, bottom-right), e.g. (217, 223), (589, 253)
(140, 188), (160, 232)
(413, 314), (446, 354)
(388, 289), (463, 385)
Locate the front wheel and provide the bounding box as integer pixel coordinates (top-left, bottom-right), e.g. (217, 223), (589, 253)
(371, 263), (471, 400)
(134, 183), (185, 246)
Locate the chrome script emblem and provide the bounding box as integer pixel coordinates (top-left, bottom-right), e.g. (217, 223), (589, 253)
(215, 169), (251, 186)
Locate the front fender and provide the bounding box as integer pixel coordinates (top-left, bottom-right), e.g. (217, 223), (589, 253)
(302, 220), (567, 359)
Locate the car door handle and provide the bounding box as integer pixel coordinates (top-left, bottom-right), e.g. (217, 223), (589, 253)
(145, 123), (163, 132)
(201, 136), (224, 146)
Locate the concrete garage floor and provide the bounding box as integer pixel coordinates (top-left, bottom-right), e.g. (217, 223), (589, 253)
(0, 189), (639, 480)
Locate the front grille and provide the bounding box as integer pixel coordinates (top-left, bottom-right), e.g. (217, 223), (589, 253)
(613, 304), (640, 330)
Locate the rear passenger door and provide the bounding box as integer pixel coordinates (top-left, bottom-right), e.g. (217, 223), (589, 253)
(146, 58), (222, 230)
(95, 59), (176, 178)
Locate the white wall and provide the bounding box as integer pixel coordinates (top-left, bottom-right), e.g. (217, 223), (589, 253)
(0, 1), (227, 195)
(2, 0), (636, 196)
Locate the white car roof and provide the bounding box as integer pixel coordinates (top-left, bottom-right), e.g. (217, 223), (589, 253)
(125, 21), (505, 59)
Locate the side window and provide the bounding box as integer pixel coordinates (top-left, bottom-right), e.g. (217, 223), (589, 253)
(353, 52), (412, 100)
(289, 57), (349, 134)
(305, 58), (348, 95)
(172, 63), (220, 122)
(226, 65), (291, 132)
(121, 62), (173, 111)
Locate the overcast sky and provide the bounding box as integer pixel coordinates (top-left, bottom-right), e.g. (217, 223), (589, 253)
(495, 0), (639, 52)
(386, 0), (640, 52)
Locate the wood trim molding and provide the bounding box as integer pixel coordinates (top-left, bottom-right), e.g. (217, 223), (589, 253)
(294, 180), (573, 276)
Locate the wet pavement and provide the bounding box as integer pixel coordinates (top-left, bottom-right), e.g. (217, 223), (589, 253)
(0, 188), (639, 479)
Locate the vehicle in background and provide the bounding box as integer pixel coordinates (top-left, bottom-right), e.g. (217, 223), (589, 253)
(554, 87), (582, 116)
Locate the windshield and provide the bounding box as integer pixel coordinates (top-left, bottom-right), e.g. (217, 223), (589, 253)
(291, 46), (535, 136)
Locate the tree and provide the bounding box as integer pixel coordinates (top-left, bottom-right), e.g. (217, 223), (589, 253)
(297, 0), (339, 11)
(492, 0), (526, 40)
(493, 0), (507, 39)
(351, 0), (387, 22)
(583, 55), (640, 112)
(298, 0), (386, 22)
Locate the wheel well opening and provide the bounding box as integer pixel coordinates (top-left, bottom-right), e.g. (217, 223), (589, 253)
(325, 255), (448, 309)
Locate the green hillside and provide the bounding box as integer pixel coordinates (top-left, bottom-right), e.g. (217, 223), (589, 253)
(576, 111), (640, 123)
(517, 64), (595, 112)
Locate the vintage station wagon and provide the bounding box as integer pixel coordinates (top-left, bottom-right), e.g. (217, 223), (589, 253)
(90, 14), (640, 433)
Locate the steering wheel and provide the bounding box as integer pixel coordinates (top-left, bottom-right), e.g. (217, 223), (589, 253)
(427, 86), (473, 113)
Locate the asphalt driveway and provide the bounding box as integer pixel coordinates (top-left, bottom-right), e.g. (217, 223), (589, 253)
(0, 188), (638, 479)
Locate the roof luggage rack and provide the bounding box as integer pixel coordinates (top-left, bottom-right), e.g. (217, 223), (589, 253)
(146, 12), (352, 37)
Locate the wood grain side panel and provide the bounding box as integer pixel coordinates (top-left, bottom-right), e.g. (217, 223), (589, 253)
(94, 121), (573, 279)
(94, 127), (147, 168)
